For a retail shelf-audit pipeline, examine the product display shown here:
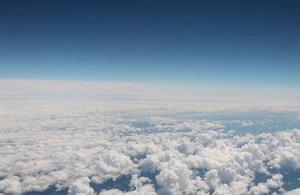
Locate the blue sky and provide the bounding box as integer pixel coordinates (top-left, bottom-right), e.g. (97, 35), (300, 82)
(0, 0), (300, 86)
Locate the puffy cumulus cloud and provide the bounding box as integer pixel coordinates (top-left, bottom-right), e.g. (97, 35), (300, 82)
(240, 120), (255, 127)
(284, 188), (300, 195)
(265, 174), (283, 189)
(100, 184), (156, 195)
(248, 183), (270, 195)
(0, 177), (22, 195)
(155, 159), (195, 195)
(0, 98), (300, 195)
(248, 174), (284, 195)
(68, 177), (95, 195)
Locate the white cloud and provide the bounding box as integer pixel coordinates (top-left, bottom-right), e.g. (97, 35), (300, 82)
(265, 174), (283, 189)
(100, 184), (156, 195)
(0, 177), (22, 195)
(68, 177), (95, 195)
(1, 107), (299, 194)
(284, 188), (300, 195)
(1, 79), (300, 195)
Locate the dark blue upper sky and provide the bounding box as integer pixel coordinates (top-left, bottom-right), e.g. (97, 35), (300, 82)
(1, 0), (300, 85)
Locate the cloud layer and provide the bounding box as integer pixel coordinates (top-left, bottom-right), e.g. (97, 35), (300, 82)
(1, 101), (299, 195)
(0, 80), (299, 195)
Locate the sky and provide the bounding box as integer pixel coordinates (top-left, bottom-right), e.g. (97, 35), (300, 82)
(1, 2), (300, 194)
(1, 0), (300, 86)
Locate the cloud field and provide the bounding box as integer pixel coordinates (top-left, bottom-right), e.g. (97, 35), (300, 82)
(0, 80), (299, 195)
